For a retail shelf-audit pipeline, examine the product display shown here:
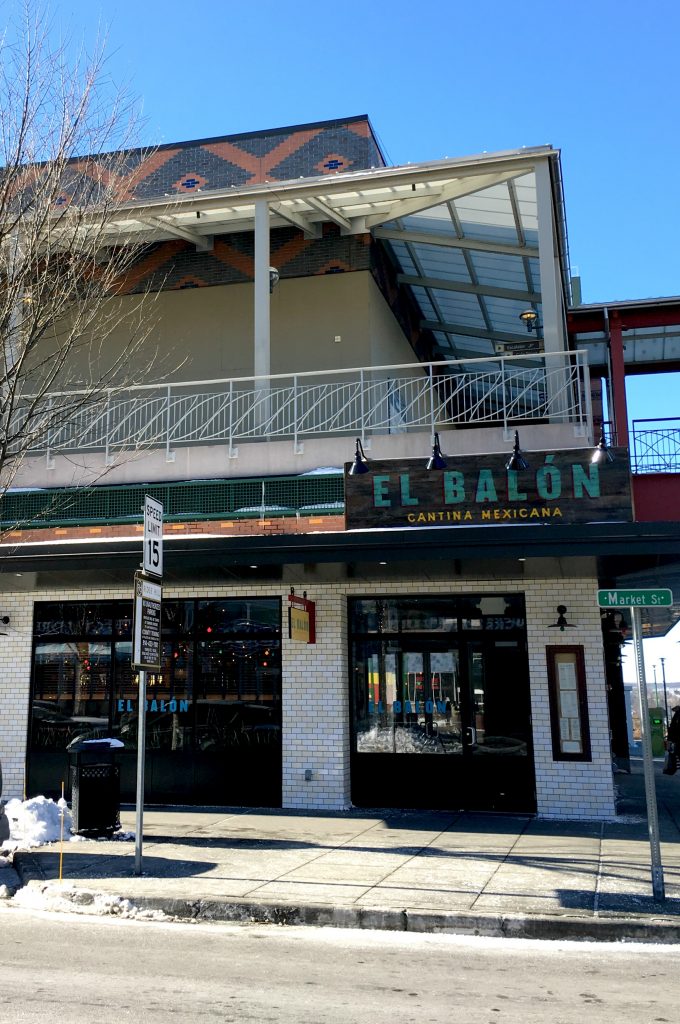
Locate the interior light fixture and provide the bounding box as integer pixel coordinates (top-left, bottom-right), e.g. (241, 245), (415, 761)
(426, 431), (447, 470)
(505, 430), (529, 471)
(591, 422), (615, 464)
(349, 438), (370, 475)
(549, 605), (576, 631)
(519, 308), (541, 334)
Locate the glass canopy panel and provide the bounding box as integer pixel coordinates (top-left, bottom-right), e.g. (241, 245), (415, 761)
(441, 336), (496, 358)
(525, 258), (541, 293)
(398, 204), (458, 237)
(432, 290), (487, 328)
(451, 183), (519, 245)
(387, 240), (418, 276)
(511, 173), (538, 244)
(483, 297), (543, 334)
(433, 331), (454, 352)
(409, 286), (438, 321)
(410, 244), (469, 282)
(469, 251), (531, 291)
(375, 170), (550, 361)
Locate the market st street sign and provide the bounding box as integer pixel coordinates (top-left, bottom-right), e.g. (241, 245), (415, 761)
(597, 588), (673, 608)
(345, 448), (632, 530)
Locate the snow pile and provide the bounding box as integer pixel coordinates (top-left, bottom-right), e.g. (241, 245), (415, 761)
(14, 881), (167, 920)
(2, 795), (72, 850)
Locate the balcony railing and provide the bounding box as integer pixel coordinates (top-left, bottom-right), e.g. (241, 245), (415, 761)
(19, 351), (592, 462)
(631, 418), (680, 474)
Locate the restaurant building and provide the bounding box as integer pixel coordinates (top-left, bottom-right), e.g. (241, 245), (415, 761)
(1, 116), (679, 819)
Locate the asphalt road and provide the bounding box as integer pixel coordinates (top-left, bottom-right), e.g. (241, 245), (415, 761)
(0, 906), (678, 1024)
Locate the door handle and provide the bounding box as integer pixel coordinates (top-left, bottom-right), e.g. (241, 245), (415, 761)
(466, 726), (477, 745)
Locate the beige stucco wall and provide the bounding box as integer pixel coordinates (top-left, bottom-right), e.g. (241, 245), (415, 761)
(64, 272), (415, 386)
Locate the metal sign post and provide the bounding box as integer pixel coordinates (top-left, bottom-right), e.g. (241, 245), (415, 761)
(631, 606), (665, 902)
(134, 498), (163, 877)
(134, 664), (147, 877)
(597, 588), (672, 902)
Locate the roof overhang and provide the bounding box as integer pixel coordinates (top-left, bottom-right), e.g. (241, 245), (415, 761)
(89, 146), (561, 245)
(2, 520), (679, 573)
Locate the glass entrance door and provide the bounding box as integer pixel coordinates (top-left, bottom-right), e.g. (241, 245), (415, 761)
(350, 596), (535, 812)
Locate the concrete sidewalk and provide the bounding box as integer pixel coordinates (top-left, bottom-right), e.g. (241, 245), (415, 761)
(7, 760), (680, 942)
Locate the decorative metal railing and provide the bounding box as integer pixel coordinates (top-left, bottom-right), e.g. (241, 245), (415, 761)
(631, 418), (680, 474)
(19, 351), (592, 462)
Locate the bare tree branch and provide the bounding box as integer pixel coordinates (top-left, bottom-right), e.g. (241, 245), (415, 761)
(0, 4), (174, 534)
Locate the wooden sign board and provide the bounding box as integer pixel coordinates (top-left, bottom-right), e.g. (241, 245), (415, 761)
(345, 448), (632, 530)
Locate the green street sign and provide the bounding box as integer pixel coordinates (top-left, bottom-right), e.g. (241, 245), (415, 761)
(597, 588), (673, 608)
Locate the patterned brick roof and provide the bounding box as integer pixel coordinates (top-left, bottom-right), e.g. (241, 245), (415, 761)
(107, 115), (385, 203)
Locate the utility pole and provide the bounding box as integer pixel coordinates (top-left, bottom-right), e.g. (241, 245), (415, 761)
(660, 657), (669, 726)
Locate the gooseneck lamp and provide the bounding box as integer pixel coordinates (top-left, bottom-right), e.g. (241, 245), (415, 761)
(349, 438), (370, 475)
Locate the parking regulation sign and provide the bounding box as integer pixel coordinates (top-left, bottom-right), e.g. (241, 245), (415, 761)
(143, 495), (163, 578)
(132, 572), (162, 671)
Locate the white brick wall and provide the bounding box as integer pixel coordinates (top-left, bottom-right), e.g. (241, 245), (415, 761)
(0, 574), (616, 819)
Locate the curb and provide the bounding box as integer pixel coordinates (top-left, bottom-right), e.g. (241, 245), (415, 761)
(11, 853), (680, 944)
(114, 896), (680, 944)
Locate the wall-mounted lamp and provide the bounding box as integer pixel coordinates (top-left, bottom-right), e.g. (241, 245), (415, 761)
(505, 430), (529, 471)
(549, 605), (576, 631)
(519, 308), (541, 334)
(591, 422), (615, 464)
(269, 267), (280, 294)
(349, 438), (370, 475)
(426, 432), (447, 470)
(0, 614), (9, 636)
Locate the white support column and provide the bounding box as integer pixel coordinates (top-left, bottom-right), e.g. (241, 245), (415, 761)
(535, 159), (569, 421)
(254, 199), (271, 380)
(535, 159), (564, 357)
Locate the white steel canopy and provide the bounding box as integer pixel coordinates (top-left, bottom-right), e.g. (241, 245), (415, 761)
(89, 145), (570, 363)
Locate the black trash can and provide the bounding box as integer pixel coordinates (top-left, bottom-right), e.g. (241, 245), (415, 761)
(69, 740), (121, 836)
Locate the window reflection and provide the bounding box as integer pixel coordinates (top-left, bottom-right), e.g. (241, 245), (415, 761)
(31, 642), (111, 750)
(30, 599), (282, 757)
(353, 641), (461, 755)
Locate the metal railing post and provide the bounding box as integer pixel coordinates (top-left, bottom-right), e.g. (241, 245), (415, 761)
(428, 363), (436, 439)
(45, 397), (55, 470)
(581, 353), (593, 440)
(228, 380), (237, 458)
(165, 385), (175, 462)
(359, 368), (366, 444)
(293, 374), (300, 454)
(500, 357), (509, 438)
(105, 392), (112, 464)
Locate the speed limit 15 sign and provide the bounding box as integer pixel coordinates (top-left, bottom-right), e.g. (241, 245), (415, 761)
(143, 495), (163, 578)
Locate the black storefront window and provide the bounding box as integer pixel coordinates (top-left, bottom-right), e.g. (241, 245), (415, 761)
(31, 641), (112, 751)
(34, 602), (116, 638)
(196, 599), (281, 636)
(350, 598), (458, 635)
(28, 598), (282, 805)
